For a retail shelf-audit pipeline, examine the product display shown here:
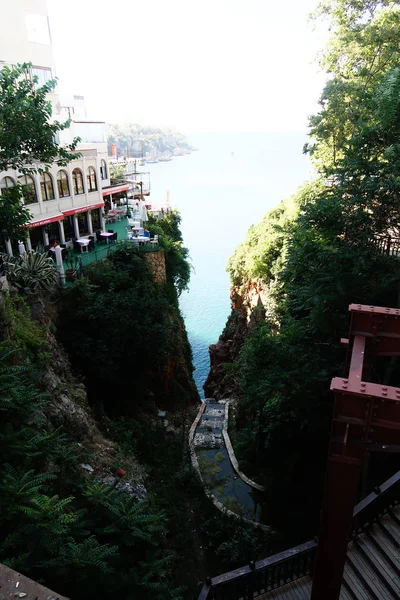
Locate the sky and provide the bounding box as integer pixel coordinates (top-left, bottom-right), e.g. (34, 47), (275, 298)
(47, 0), (328, 133)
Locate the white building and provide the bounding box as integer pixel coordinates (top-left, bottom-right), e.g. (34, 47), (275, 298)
(0, 0), (128, 253)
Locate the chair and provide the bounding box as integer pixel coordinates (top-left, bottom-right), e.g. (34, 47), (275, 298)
(108, 229), (114, 233)
(73, 240), (81, 253)
(96, 231), (106, 244)
(61, 248), (69, 260)
(150, 234), (159, 248)
(110, 232), (118, 243)
(88, 239), (95, 251)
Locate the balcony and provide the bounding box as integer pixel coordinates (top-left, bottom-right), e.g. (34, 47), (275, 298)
(59, 218), (160, 274)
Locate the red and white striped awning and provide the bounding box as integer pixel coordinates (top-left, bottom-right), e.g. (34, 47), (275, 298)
(102, 184), (130, 197)
(62, 202), (104, 216)
(28, 213), (64, 228)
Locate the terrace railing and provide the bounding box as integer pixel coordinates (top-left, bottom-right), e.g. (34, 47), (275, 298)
(68, 240), (160, 271)
(198, 470), (400, 600)
(371, 235), (400, 257)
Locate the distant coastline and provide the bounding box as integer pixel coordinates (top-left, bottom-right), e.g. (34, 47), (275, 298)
(107, 122), (198, 164)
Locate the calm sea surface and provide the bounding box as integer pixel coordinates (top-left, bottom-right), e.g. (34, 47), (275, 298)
(145, 132), (313, 396)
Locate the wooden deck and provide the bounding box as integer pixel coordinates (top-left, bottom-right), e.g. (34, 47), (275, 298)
(257, 504), (400, 599)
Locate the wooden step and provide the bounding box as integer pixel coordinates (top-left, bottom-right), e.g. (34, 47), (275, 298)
(355, 532), (400, 593)
(342, 562), (370, 600)
(348, 539), (398, 599)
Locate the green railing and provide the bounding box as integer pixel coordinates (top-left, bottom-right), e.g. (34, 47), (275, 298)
(66, 240), (160, 270)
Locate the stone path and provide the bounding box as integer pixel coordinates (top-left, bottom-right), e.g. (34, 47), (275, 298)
(192, 399), (269, 528)
(193, 399), (226, 450)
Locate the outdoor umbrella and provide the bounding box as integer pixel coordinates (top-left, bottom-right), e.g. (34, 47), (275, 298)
(138, 199), (148, 224)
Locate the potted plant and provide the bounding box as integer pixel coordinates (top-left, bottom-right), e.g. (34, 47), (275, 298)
(65, 256), (79, 282)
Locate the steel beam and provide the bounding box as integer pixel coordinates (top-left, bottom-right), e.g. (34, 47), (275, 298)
(311, 303), (400, 600)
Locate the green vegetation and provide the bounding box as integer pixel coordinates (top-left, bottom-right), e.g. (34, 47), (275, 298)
(1, 251), (58, 294)
(226, 0), (400, 535)
(0, 193), (200, 598)
(148, 210), (191, 295)
(57, 213), (194, 417)
(107, 123), (194, 158)
(0, 294), (182, 600)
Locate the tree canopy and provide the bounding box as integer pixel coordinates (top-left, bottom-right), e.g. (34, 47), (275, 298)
(0, 63), (80, 242)
(225, 0), (400, 533)
(305, 0), (400, 170)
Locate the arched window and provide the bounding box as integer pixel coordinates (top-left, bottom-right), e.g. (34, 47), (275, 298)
(57, 170), (70, 197)
(87, 166), (97, 192)
(100, 159), (107, 180)
(18, 174), (37, 204)
(0, 176), (16, 190)
(72, 168), (84, 195)
(40, 172), (55, 201)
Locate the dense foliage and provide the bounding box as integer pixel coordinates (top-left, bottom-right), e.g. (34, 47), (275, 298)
(0, 294), (182, 600)
(148, 210), (191, 295)
(226, 0), (400, 534)
(58, 215), (194, 417)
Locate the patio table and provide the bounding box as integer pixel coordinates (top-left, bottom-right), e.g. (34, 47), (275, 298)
(130, 236), (151, 245)
(100, 232), (113, 244)
(76, 238), (90, 253)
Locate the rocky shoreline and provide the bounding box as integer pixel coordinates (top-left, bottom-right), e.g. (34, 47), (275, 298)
(204, 277), (268, 399)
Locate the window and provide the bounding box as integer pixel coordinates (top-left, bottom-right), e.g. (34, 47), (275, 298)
(57, 170), (70, 197)
(87, 167), (97, 192)
(0, 176), (16, 190)
(74, 122), (105, 143)
(31, 66), (52, 88)
(25, 13), (51, 45)
(18, 175), (37, 205)
(72, 168), (84, 195)
(100, 160), (108, 180)
(40, 172), (55, 201)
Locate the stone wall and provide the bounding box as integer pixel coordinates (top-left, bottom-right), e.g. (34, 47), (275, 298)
(144, 250), (166, 283)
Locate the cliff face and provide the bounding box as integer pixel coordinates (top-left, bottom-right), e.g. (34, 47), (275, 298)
(204, 277), (269, 399)
(28, 296), (148, 495)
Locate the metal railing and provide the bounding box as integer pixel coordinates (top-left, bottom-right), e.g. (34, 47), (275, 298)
(371, 235), (400, 257)
(66, 239), (160, 273)
(199, 470), (400, 600)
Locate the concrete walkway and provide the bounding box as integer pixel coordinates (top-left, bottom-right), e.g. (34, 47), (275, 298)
(191, 399), (269, 529)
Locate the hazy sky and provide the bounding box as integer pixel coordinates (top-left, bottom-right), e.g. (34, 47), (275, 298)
(48, 0), (328, 133)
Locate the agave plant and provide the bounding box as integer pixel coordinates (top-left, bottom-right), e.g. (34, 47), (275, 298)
(1, 250), (58, 293)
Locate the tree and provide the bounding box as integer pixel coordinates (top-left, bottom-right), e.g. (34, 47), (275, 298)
(0, 63), (80, 241)
(305, 1), (400, 170)
(226, 0), (400, 536)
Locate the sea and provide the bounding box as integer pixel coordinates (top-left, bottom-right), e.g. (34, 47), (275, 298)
(145, 132), (313, 397)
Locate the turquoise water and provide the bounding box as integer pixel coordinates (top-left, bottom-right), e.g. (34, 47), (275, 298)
(146, 133), (313, 396)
